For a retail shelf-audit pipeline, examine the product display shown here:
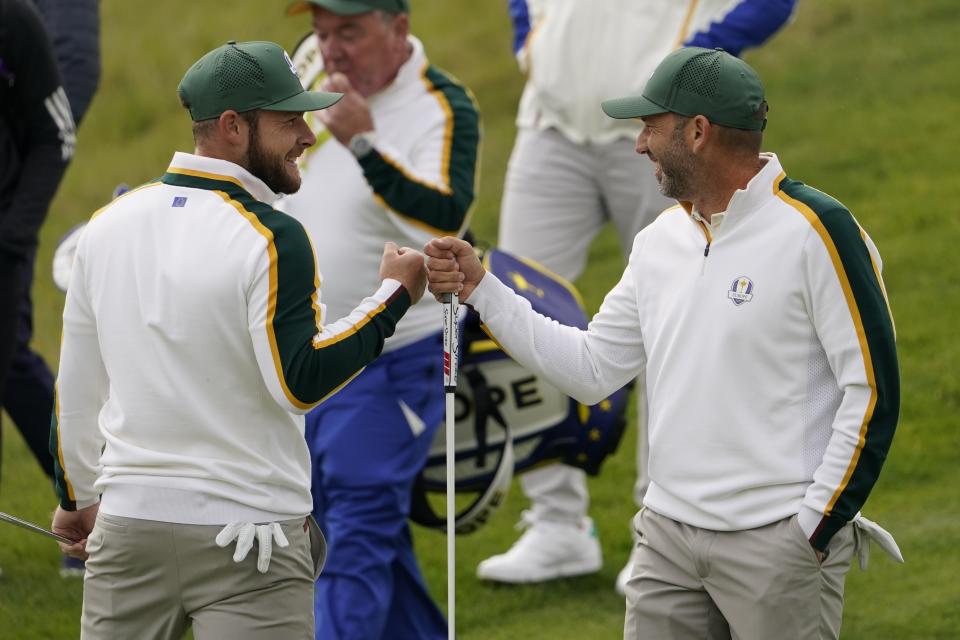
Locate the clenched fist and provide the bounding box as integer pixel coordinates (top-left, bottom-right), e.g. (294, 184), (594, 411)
(423, 236), (486, 303)
(380, 241), (427, 304)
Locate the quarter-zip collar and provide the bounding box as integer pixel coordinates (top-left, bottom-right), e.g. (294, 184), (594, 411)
(682, 152), (784, 238)
(164, 151), (279, 204)
(721, 152), (784, 225)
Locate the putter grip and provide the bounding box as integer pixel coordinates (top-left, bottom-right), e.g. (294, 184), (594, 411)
(442, 292), (459, 391)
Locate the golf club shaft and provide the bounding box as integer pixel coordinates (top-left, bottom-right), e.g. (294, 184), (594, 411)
(442, 291), (459, 639)
(0, 510), (77, 544)
(445, 391), (456, 639)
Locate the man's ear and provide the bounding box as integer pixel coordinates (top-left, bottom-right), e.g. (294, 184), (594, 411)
(690, 115), (711, 154)
(218, 110), (246, 144)
(392, 12), (410, 40)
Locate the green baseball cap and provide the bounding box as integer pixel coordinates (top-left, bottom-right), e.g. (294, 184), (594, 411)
(601, 47), (768, 131)
(286, 0), (409, 17)
(177, 40), (343, 121)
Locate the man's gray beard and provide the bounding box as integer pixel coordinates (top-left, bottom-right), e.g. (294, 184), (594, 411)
(659, 168), (692, 200)
(657, 136), (697, 201)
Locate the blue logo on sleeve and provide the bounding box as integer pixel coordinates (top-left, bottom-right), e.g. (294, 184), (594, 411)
(172, 196), (188, 208)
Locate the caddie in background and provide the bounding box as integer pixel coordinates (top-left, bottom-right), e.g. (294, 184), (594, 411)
(426, 47), (902, 639)
(279, 1), (480, 638)
(50, 40), (427, 639)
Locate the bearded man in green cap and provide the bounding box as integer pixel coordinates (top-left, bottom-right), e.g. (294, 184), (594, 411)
(425, 47), (901, 639)
(49, 40), (427, 639)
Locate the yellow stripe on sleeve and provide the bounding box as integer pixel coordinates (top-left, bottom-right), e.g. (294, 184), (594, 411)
(53, 382), (77, 502)
(214, 190), (314, 412)
(312, 301), (389, 349)
(775, 186), (878, 515)
(418, 62), (456, 194)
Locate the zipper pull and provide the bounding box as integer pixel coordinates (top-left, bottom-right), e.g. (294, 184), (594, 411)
(704, 243), (710, 257)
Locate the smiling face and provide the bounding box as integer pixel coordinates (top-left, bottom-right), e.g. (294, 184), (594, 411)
(311, 7), (409, 97)
(636, 112), (699, 201)
(244, 110), (317, 194)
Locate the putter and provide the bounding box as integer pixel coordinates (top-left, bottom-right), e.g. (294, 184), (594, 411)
(0, 510), (77, 544)
(442, 291), (459, 639)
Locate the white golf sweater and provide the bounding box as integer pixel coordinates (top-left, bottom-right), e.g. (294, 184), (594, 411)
(52, 153), (411, 524)
(281, 35), (480, 351)
(469, 154), (898, 550)
(514, 0), (787, 145)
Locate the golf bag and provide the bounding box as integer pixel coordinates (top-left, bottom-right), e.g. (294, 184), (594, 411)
(410, 248), (632, 534)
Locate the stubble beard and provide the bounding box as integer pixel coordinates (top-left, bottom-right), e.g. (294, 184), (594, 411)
(655, 128), (698, 201)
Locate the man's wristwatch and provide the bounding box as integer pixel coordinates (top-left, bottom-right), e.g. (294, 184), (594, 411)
(348, 131), (376, 159)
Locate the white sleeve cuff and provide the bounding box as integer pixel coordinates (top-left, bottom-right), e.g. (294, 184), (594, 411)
(797, 505), (824, 540)
(378, 278), (404, 299)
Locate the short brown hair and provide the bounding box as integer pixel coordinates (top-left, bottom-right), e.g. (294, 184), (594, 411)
(190, 109), (260, 144)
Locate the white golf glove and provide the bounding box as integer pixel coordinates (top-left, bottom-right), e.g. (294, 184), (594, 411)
(851, 514), (904, 570)
(215, 522), (289, 573)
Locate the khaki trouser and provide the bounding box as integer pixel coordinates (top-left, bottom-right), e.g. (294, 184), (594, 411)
(82, 513), (321, 640)
(624, 508), (855, 640)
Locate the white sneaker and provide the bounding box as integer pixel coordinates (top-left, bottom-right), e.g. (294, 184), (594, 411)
(476, 510), (602, 583)
(615, 544), (639, 596)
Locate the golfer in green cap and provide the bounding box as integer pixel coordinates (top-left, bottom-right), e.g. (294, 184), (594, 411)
(425, 47), (900, 639)
(50, 40), (427, 639)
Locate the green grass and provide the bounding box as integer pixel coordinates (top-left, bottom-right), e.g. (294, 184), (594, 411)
(2, 0), (958, 637)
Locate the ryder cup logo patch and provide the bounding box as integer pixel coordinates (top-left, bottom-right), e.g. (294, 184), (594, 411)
(727, 276), (755, 306)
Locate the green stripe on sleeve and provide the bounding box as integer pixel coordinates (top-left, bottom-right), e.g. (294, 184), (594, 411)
(358, 65), (480, 234)
(782, 179), (900, 548)
(228, 188), (410, 406)
(161, 170), (410, 407)
(50, 399), (77, 511)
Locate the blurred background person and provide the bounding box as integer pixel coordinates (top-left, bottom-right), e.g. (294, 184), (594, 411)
(280, 0), (480, 638)
(1, 0), (100, 579)
(485, 0), (797, 594)
(0, 0), (76, 529)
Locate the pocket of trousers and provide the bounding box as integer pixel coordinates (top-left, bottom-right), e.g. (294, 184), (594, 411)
(305, 515), (327, 580)
(788, 514), (823, 567)
(86, 513), (128, 558)
(94, 513), (129, 533)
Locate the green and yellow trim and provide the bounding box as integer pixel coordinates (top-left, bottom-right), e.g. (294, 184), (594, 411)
(775, 173), (899, 548)
(208, 189), (316, 411)
(312, 301), (388, 349)
(358, 64), (480, 235)
(50, 380), (78, 509)
(160, 169), (407, 410)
